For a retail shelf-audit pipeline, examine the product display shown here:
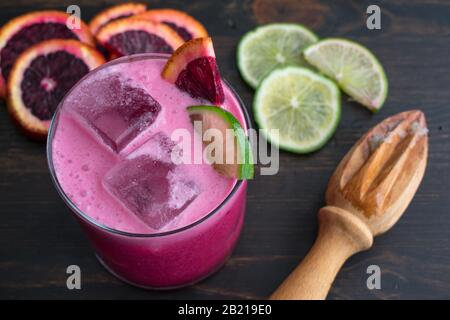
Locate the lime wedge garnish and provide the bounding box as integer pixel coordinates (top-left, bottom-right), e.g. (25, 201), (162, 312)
(187, 105), (254, 179)
(303, 38), (388, 112)
(237, 23), (318, 88)
(254, 66), (341, 153)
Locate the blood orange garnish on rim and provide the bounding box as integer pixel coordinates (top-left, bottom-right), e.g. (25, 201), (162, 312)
(96, 17), (184, 59)
(162, 37), (224, 105)
(138, 9), (208, 41)
(0, 10), (94, 98)
(7, 39), (105, 139)
(89, 2), (147, 35)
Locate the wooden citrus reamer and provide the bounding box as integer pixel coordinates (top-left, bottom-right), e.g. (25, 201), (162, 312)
(270, 110), (428, 300)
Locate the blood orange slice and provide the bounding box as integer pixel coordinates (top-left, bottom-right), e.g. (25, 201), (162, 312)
(89, 2), (147, 35)
(162, 37), (224, 104)
(7, 39), (105, 139)
(96, 17), (184, 59)
(138, 9), (208, 41)
(0, 10), (94, 98)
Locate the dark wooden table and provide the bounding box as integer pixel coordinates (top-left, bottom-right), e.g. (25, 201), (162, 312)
(1, 0), (449, 300)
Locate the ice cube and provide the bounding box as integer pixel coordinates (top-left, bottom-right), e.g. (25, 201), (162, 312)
(129, 132), (180, 163)
(104, 154), (199, 230)
(71, 74), (161, 153)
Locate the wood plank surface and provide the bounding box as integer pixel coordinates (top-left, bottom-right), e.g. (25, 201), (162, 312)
(0, 0), (449, 299)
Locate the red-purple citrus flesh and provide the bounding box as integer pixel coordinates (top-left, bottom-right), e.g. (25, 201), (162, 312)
(162, 38), (224, 105)
(7, 39), (104, 139)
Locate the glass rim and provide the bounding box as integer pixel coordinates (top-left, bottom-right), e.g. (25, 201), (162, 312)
(46, 53), (251, 238)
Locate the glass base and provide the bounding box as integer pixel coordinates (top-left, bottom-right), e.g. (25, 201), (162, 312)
(95, 253), (230, 291)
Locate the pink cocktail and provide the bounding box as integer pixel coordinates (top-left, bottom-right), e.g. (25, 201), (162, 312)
(47, 53), (250, 289)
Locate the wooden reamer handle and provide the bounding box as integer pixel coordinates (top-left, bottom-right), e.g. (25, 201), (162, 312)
(270, 206), (374, 300)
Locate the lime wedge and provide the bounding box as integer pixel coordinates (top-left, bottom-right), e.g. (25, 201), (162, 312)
(187, 105), (254, 179)
(303, 38), (388, 112)
(254, 66), (341, 153)
(237, 23), (318, 88)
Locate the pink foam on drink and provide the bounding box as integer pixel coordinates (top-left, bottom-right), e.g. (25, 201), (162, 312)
(52, 57), (245, 234)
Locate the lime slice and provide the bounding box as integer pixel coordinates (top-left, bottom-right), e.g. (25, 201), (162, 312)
(303, 38), (388, 112)
(187, 105), (254, 179)
(254, 66), (341, 153)
(237, 23), (318, 88)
